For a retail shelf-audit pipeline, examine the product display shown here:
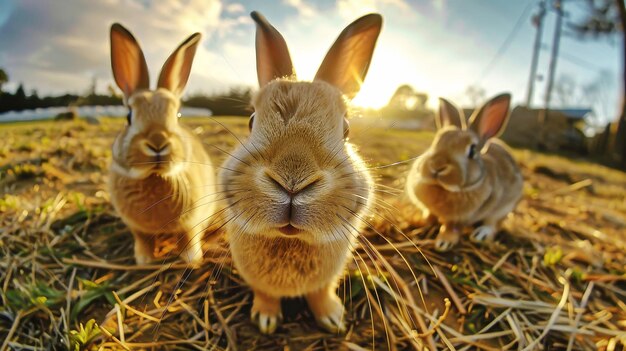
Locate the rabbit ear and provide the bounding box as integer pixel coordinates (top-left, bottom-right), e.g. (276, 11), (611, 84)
(314, 14), (382, 99)
(110, 23), (150, 100)
(437, 98), (466, 130)
(157, 33), (202, 97)
(469, 93), (511, 143)
(251, 11), (295, 87)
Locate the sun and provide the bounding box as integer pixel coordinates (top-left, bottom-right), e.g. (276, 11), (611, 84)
(351, 48), (422, 109)
(288, 26), (431, 110)
(351, 80), (395, 109)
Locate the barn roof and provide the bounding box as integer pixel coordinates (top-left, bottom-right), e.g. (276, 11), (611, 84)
(551, 108), (593, 120)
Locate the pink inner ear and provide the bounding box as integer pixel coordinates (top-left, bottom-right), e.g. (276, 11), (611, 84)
(480, 101), (508, 139)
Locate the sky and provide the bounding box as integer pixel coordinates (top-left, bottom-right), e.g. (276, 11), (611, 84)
(0, 0), (621, 122)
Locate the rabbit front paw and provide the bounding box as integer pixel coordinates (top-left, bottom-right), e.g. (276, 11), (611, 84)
(470, 225), (497, 242)
(251, 291), (282, 334)
(180, 232), (204, 266)
(132, 232), (155, 265)
(417, 209), (438, 227)
(434, 225), (461, 252)
(307, 287), (346, 333)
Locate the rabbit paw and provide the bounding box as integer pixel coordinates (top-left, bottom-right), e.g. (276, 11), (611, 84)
(134, 251), (154, 265)
(417, 210), (438, 227)
(180, 246), (203, 266)
(132, 235), (154, 265)
(434, 226), (461, 252)
(180, 233), (204, 265)
(251, 292), (282, 334)
(470, 225), (497, 243)
(307, 289), (346, 333)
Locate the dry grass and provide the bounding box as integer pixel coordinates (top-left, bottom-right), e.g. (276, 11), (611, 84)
(1, 117), (625, 350)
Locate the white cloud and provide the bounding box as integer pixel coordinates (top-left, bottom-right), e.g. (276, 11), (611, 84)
(283, 0), (317, 18)
(0, 0), (246, 95)
(336, 0), (409, 20)
(432, 0), (444, 13)
(0, 0), (618, 117)
(225, 3), (245, 14)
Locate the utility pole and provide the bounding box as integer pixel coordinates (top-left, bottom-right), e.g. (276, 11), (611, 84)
(539, 0), (564, 147)
(526, 0), (546, 107)
(544, 0), (563, 113)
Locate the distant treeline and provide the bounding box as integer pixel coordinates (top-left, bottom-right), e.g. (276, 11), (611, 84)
(0, 83), (253, 116)
(0, 84), (120, 113)
(185, 87), (252, 116)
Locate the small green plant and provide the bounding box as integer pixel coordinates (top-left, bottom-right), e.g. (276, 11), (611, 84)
(543, 246), (563, 267)
(0, 194), (19, 211)
(69, 192), (87, 211)
(6, 282), (65, 311)
(71, 278), (116, 320)
(69, 319), (101, 351)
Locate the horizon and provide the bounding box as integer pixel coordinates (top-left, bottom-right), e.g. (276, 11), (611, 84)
(0, 0), (621, 123)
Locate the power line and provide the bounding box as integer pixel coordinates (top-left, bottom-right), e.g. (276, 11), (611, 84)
(475, 0), (536, 85)
(538, 44), (607, 72)
(558, 51), (607, 72)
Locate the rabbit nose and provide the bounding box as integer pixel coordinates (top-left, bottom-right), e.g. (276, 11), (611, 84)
(267, 172), (320, 198)
(141, 140), (171, 156)
(429, 160), (451, 177)
(267, 172), (320, 223)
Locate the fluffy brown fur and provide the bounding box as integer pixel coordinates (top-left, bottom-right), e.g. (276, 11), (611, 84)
(218, 12), (382, 334)
(108, 24), (215, 265)
(407, 94), (524, 252)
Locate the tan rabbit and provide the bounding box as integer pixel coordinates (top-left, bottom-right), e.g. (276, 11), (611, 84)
(218, 12), (381, 334)
(108, 23), (215, 265)
(406, 94), (523, 252)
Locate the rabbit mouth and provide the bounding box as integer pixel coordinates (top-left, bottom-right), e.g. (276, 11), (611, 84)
(278, 224), (303, 236)
(419, 174), (462, 193)
(149, 161), (168, 174)
(438, 181), (461, 192)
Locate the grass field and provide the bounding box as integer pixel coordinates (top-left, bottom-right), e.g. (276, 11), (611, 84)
(1, 117), (625, 350)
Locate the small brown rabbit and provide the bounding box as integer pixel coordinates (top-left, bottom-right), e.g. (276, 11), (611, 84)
(218, 12), (382, 333)
(108, 23), (215, 265)
(406, 94), (523, 252)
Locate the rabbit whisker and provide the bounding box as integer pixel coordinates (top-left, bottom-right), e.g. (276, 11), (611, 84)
(334, 218), (392, 349)
(138, 188), (241, 215)
(207, 117), (267, 162)
(340, 204), (430, 317)
(154, 203), (255, 334)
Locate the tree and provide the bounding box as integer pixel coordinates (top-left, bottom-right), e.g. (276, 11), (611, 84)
(582, 70), (614, 126)
(553, 74), (577, 106)
(184, 87), (253, 116)
(0, 68), (8, 92)
(387, 84), (427, 110)
(15, 83), (26, 101)
(465, 85), (486, 107)
(570, 0), (626, 168)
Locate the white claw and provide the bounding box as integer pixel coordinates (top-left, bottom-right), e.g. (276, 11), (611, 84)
(471, 226), (496, 243)
(252, 311), (281, 334)
(316, 303), (346, 333)
(259, 313), (278, 334)
(435, 239), (452, 252)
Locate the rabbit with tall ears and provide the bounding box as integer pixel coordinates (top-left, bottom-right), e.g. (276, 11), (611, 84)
(218, 12), (381, 334)
(406, 94), (523, 252)
(108, 23), (216, 265)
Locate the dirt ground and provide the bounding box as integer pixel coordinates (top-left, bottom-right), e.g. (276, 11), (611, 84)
(1, 117), (625, 350)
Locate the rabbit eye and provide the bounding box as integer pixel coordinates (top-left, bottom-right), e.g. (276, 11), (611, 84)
(467, 144), (477, 159)
(177, 112), (182, 118)
(249, 112), (255, 132)
(126, 109), (132, 125)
